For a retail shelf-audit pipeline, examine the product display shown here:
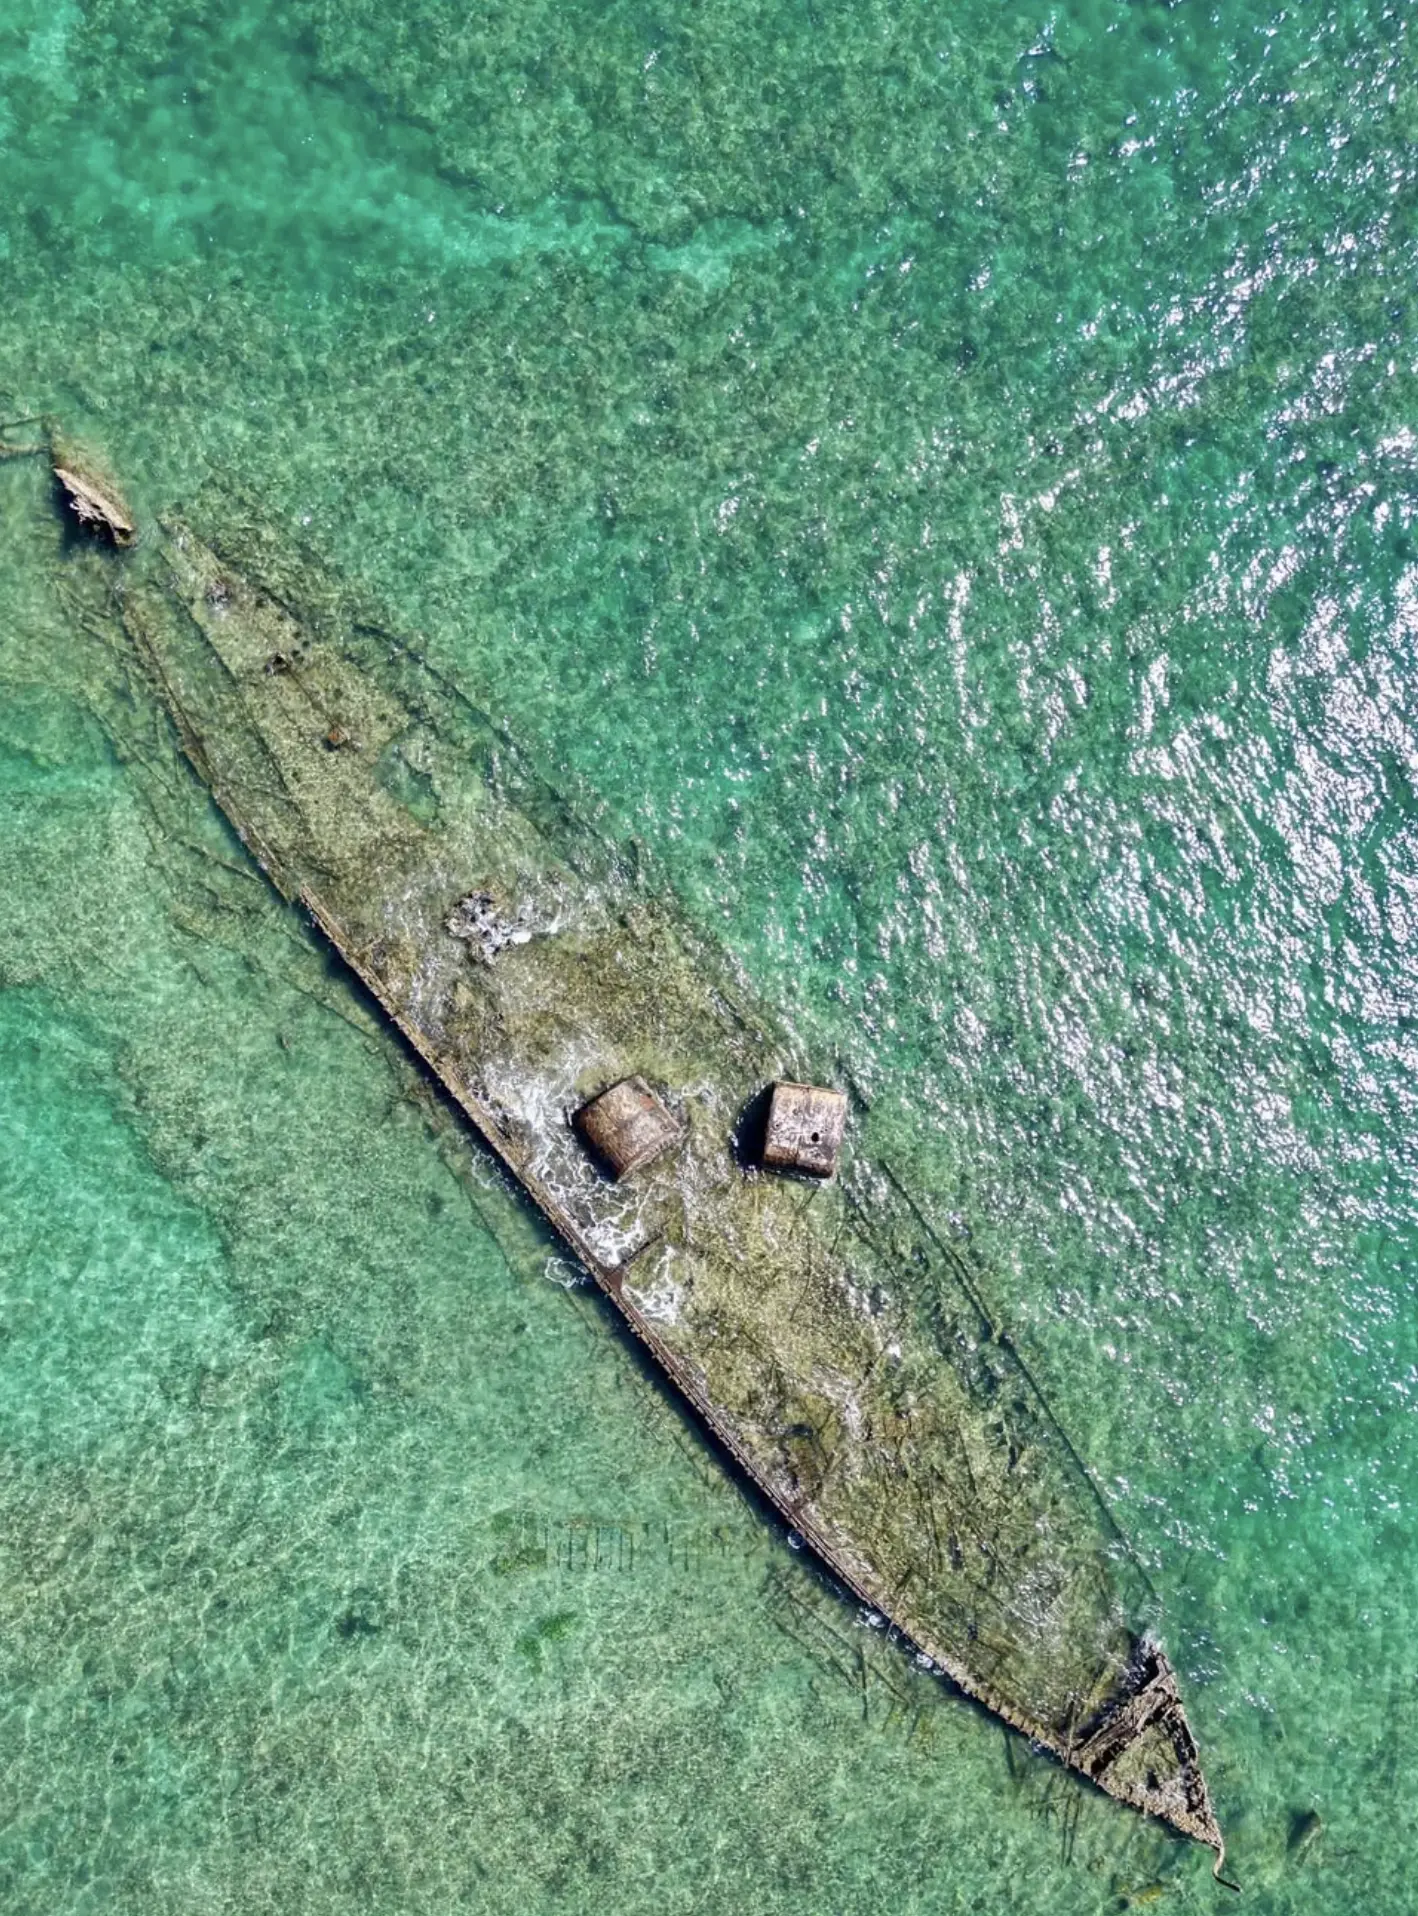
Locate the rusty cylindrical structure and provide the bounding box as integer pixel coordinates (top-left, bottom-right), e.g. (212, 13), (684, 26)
(575, 1076), (683, 1179)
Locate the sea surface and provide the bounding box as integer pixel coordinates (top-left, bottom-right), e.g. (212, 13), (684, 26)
(0, 0), (1414, 1910)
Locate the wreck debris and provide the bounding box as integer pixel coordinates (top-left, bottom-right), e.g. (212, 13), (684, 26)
(575, 1076), (683, 1180)
(763, 1081), (848, 1178)
(0, 416), (136, 545)
(445, 889), (535, 963)
(111, 507), (1228, 1877)
(53, 459), (137, 546)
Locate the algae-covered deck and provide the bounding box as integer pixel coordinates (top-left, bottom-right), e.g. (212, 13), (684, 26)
(113, 505), (1224, 1872)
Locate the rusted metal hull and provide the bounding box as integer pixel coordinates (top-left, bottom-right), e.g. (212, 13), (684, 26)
(111, 505), (1226, 1872)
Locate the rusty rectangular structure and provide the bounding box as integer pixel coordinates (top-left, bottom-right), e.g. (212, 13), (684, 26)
(763, 1082), (848, 1178)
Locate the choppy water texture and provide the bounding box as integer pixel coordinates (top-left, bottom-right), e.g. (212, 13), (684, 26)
(0, 0), (1414, 1910)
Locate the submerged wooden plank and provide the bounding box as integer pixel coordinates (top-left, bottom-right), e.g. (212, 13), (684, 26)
(113, 505), (1226, 1874)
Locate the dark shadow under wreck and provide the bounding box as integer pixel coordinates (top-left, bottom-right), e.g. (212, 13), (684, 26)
(100, 497), (1226, 1878)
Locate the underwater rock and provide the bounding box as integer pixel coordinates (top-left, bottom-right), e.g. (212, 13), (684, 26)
(1287, 1807), (1322, 1857)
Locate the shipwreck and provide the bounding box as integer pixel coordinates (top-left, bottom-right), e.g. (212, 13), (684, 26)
(92, 495), (1226, 1877)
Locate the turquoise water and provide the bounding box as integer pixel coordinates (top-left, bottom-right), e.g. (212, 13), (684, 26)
(1, 0), (1415, 1908)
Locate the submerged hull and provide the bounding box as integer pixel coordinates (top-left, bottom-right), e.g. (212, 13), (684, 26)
(113, 507), (1224, 1869)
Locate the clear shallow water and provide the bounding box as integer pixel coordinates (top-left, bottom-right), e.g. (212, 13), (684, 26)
(0, 0), (1415, 1910)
